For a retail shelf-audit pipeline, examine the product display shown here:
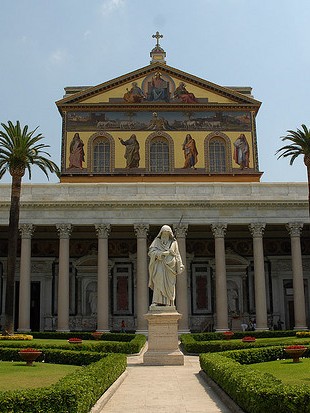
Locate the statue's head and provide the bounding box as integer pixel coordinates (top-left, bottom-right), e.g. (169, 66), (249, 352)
(158, 225), (174, 239)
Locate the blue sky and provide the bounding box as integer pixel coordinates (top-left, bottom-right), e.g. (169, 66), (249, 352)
(1, 0), (309, 183)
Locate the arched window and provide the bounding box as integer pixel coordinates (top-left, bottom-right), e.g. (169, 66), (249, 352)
(209, 138), (226, 173)
(93, 138), (111, 173)
(150, 137), (170, 172)
(205, 132), (232, 173)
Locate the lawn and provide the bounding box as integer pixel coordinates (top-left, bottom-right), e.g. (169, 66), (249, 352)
(248, 358), (310, 386)
(0, 361), (80, 391)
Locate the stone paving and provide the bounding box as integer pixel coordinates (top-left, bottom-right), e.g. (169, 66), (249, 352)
(95, 353), (234, 413)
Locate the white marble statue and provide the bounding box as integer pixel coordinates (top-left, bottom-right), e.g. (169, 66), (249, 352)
(148, 225), (184, 306)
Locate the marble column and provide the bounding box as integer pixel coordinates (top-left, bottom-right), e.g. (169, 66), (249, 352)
(134, 224), (149, 333)
(18, 224), (35, 332)
(249, 223), (268, 330)
(95, 224), (111, 332)
(286, 223), (307, 330)
(211, 224), (228, 332)
(56, 224), (72, 332)
(174, 224), (189, 333)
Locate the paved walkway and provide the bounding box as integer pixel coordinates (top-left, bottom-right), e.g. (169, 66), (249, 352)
(93, 351), (236, 413)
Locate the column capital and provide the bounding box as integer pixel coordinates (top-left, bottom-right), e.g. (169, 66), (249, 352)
(173, 224), (188, 238)
(56, 224), (72, 239)
(211, 223), (227, 238)
(249, 223), (266, 238)
(286, 222), (303, 237)
(134, 224), (149, 238)
(19, 224), (35, 239)
(95, 224), (111, 239)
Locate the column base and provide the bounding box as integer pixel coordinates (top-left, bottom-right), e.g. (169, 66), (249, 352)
(56, 329), (70, 332)
(144, 349), (184, 365)
(294, 326), (308, 331)
(17, 329), (31, 333)
(215, 328), (229, 332)
(143, 306), (184, 366)
(135, 329), (148, 336)
(255, 327), (269, 331)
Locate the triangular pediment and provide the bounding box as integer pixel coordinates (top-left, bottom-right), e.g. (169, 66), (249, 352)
(56, 63), (261, 112)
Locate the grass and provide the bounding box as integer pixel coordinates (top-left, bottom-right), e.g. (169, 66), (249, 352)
(0, 361), (80, 391)
(248, 358), (310, 386)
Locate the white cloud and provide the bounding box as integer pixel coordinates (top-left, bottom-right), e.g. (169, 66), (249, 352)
(49, 49), (69, 65)
(84, 30), (91, 38)
(100, 0), (125, 16)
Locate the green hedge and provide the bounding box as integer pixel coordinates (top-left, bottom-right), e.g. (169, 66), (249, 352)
(180, 333), (310, 354)
(0, 350), (127, 412)
(200, 347), (310, 413)
(31, 331), (136, 342)
(191, 330), (297, 341)
(0, 334), (146, 354)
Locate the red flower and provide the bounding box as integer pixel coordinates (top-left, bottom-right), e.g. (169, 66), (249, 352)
(285, 345), (307, 350)
(19, 348), (40, 352)
(68, 337), (82, 343)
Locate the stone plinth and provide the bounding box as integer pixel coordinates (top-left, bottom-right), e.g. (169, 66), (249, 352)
(143, 305), (184, 365)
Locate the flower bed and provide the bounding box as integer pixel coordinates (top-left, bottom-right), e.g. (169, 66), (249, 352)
(284, 345), (307, 362)
(68, 338), (83, 344)
(242, 336), (256, 343)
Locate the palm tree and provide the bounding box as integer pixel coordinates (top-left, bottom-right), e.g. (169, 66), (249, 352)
(0, 121), (60, 335)
(276, 124), (310, 217)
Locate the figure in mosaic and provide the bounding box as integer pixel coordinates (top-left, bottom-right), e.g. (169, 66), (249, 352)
(174, 82), (197, 103)
(148, 225), (184, 306)
(118, 134), (140, 168)
(68, 133), (84, 169)
(148, 72), (169, 102)
(233, 133), (250, 169)
(123, 82), (146, 103)
(182, 134), (198, 169)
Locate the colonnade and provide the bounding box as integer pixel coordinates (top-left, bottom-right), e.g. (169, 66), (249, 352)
(16, 222), (308, 333)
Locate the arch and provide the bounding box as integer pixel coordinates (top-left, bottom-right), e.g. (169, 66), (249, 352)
(145, 131), (175, 172)
(88, 132), (115, 173)
(204, 132), (232, 173)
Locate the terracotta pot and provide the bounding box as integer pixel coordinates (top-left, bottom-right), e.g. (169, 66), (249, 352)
(284, 348), (307, 363)
(223, 332), (234, 340)
(91, 332), (103, 340)
(19, 351), (42, 366)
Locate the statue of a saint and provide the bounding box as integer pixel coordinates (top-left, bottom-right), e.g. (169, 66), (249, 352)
(148, 225), (184, 306)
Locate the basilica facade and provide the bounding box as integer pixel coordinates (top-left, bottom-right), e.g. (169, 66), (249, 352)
(0, 35), (309, 333)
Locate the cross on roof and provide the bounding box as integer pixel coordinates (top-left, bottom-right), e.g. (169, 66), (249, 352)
(152, 31), (163, 47)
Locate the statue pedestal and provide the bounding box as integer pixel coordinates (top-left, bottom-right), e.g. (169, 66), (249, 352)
(143, 305), (184, 365)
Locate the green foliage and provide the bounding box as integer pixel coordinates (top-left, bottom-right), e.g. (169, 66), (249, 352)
(180, 332), (309, 354)
(0, 334), (146, 354)
(200, 347), (310, 413)
(276, 124), (310, 165)
(0, 120), (60, 179)
(0, 350), (126, 412)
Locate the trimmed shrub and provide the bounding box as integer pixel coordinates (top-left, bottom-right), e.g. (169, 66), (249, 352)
(200, 347), (310, 413)
(0, 351), (126, 412)
(0, 334), (146, 354)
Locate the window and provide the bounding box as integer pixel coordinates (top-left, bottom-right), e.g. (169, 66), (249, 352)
(150, 137), (169, 172)
(209, 138), (226, 173)
(93, 138), (110, 173)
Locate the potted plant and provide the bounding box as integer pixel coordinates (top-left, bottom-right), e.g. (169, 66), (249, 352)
(242, 336), (256, 343)
(222, 331), (234, 340)
(18, 348), (42, 366)
(68, 337), (83, 344)
(284, 345), (307, 363)
(91, 331), (103, 340)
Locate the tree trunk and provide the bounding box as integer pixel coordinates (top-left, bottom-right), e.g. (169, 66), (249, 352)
(4, 175), (22, 335)
(308, 164), (310, 218)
